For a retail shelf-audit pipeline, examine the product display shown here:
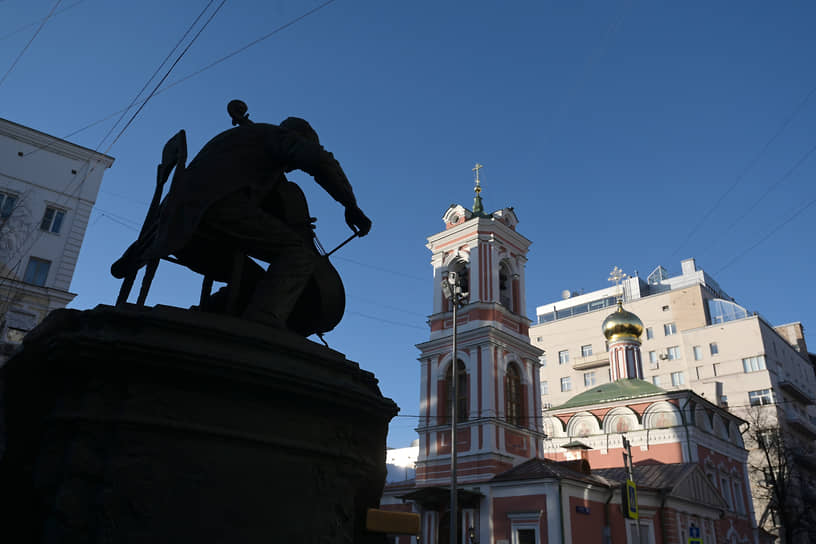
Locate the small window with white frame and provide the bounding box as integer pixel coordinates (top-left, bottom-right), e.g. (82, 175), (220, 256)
(666, 346), (680, 360)
(645, 327), (653, 340)
(742, 355), (766, 373)
(663, 323), (677, 336)
(581, 344), (593, 357)
(648, 351), (658, 369)
(670, 371), (685, 386)
(560, 376), (571, 392)
(626, 518), (655, 544)
(558, 350), (569, 365)
(709, 342), (719, 355)
(584, 371), (596, 387)
(541, 381), (549, 395)
(40, 206), (66, 233)
(748, 389), (773, 406)
(0, 191), (19, 218)
(693, 345), (703, 360)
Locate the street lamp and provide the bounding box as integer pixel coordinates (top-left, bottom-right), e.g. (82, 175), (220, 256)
(441, 269), (467, 544)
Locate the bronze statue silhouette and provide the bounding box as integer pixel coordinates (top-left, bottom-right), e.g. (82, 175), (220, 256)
(111, 100), (371, 337)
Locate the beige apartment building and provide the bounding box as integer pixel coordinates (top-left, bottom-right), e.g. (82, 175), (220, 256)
(530, 258), (816, 539)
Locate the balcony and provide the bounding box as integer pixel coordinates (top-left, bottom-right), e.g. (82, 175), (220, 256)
(785, 411), (816, 439)
(779, 378), (815, 405)
(573, 353), (610, 370)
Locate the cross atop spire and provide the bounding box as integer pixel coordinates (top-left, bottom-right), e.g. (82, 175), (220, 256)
(608, 266), (628, 302)
(472, 163), (484, 193)
(472, 163), (486, 216)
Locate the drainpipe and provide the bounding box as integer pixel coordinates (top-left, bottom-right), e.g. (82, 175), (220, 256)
(680, 392), (694, 462)
(659, 488), (669, 544)
(603, 486), (614, 544)
(558, 479), (566, 544)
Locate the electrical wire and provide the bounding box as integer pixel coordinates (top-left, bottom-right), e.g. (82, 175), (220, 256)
(671, 80), (816, 258)
(32, 0), (338, 149)
(95, 0), (217, 152)
(0, 0), (84, 42)
(0, 0), (63, 89)
(103, 0), (228, 154)
(714, 195), (816, 275)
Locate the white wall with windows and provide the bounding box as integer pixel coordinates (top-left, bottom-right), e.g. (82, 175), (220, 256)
(0, 118), (113, 351)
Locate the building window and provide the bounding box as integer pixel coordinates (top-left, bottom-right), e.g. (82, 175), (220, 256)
(541, 381), (549, 395)
(23, 257), (51, 286)
(626, 519), (655, 544)
(670, 371), (685, 386)
(560, 376), (572, 392)
(445, 360), (468, 423)
(748, 389), (773, 406)
(584, 371), (596, 387)
(0, 191), (18, 218)
(693, 346), (702, 360)
(40, 206), (66, 233)
(721, 477), (733, 511)
(662, 305), (670, 311)
(713, 363), (720, 376)
(505, 363), (523, 426)
(652, 375), (661, 386)
(709, 342), (719, 355)
(645, 327), (653, 340)
(664, 323), (677, 336)
(742, 355), (766, 373)
(581, 344), (593, 357)
(499, 260), (515, 311)
(733, 481), (745, 515)
(667, 346), (680, 360)
(539, 354), (546, 367)
(695, 366), (703, 380)
(558, 350), (569, 365)
(648, 351), (658, 369)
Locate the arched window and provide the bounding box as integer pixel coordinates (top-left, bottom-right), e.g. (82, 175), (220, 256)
(445, 360), (468, 423)
(499, 261), (513, 310)
(505, 362), (523, 426)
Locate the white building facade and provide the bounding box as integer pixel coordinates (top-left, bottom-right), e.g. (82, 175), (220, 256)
(0, 118), (113, 360)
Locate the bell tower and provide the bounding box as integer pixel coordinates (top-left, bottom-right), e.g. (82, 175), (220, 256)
(415, 167), (543, 487)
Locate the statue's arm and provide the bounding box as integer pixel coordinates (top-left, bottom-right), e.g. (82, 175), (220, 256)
(278, 133), (371, 235)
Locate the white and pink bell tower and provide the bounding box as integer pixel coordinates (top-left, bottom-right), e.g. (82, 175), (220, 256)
(414, 166), (544, 487)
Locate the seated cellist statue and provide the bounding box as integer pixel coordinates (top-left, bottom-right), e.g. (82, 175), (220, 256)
(111, 100), (371, 335)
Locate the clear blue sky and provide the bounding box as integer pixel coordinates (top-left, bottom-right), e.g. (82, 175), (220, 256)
(2, 1), (815, 447)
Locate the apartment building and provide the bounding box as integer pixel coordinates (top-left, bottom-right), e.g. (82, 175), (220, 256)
(531, 257), (816, 539)
(0, 118), (114, 361)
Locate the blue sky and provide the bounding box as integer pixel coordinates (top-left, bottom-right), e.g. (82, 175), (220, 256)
(2, 1), (815, 447)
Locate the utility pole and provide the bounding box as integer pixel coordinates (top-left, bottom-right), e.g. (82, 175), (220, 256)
(622, 435), (641, 543)
(441, 270), (466, 544)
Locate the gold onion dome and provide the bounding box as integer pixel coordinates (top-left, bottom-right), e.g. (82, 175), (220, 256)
(602, 300), (644, 341)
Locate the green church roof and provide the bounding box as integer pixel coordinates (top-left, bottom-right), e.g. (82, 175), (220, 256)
(554, 379), (666, 410)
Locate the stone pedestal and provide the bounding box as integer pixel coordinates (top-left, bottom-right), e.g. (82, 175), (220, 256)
(0, 304), (398, 543)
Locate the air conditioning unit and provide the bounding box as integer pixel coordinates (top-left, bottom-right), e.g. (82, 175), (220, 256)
(659, 353), (669, 360)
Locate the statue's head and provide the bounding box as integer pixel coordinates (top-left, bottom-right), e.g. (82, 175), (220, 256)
(280, 117), (320, 145)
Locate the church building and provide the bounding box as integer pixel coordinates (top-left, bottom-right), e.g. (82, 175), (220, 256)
(380, 174), (771, 544)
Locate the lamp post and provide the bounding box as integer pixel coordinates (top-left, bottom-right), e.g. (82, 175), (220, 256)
(441, 270), (466, 544)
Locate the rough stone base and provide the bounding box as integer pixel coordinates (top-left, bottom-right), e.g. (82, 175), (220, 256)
(0, 304), (398, 543)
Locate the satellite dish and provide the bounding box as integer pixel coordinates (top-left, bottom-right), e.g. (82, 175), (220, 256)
(561, 289), (572, 300)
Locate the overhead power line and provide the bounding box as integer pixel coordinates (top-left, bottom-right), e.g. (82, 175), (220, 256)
(95, 0), (218, 151)
(715, 195), (816, 276)
(702, 139), (816, 262)
(103, 0), (228, 154)
(0, 0), (84, 42)
(0, 0), (63, 89)
(40, 0), (338, 147)
(671, 81), (816, 258)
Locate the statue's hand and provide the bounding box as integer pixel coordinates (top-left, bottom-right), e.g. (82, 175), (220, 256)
(344, 204), (372, 236)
